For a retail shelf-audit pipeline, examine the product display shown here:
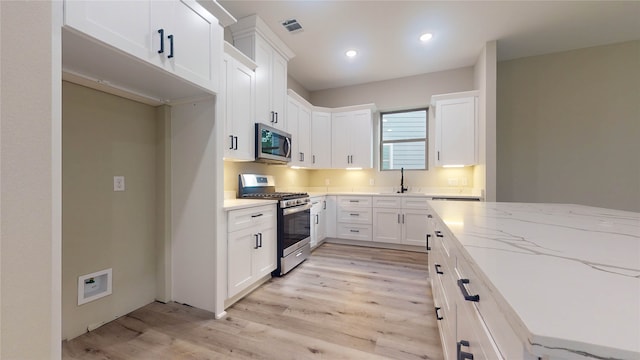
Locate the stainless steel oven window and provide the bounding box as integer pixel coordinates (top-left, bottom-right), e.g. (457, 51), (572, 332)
(282, 207), (311, 256)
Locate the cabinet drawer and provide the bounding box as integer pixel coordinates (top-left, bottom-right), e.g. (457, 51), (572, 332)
(402, 197), (431, 209)
(337, 196), (372, 208)
(457, 298), (503, 360)
(336, 223), (372, 241)
(227, 204), (276, 233)
(337, 207), (372, 224)
(372, 196), (401, 208)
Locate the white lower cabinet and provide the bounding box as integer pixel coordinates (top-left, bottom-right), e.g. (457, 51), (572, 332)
(372, 196), (433, 247)
(336, 196), (372, 241)
(310, 197), (327, 248)
(227, 204), (276, 298)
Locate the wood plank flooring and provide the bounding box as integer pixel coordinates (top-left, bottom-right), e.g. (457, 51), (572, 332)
(62, 243), (443, 360)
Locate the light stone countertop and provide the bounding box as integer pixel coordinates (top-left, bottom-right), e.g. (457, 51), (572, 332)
(428, 201), (640, 360)
(223, 198), (277, 211)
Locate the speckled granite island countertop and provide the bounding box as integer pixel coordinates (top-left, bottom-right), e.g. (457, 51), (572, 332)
(428, 201), (640, 359)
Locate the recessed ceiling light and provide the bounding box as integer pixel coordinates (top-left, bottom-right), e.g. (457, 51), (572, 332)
(420, 33), (433, 42)
(345, 49), (357, 58)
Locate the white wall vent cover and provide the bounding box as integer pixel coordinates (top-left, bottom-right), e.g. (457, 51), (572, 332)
(78, 268), (112, 305)
(282, 19), (303, 34)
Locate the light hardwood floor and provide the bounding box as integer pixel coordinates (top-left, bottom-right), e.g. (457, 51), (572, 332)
(62, 243), (444, 360)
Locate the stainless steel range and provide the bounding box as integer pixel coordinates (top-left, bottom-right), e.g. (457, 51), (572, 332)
(238, 174), (311, 276)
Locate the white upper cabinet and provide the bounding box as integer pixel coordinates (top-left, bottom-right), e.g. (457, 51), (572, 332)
(332, 108), (374, 169)
(432, 91), (479, 167)
(64, 0), (225, 99)
(287, 91), (313, 167)
(222, 42), (256, 161)
(310, 111), (332, 168)
(230, 15), (295, 131)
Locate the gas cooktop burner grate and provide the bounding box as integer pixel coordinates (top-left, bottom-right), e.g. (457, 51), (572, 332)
(241, 192), (308, 200)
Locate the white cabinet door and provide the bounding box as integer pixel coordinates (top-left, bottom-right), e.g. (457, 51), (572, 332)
(155, 0), (220, 92)
(435, 96), (477, 166)
(288, 96), (312, 167)
(331, 112), (351, 168)
(311, 111), (332, 168)
(331, 109), (373, 169)
(270, 51), (288, 130)
(350, 109), (373, 168)
(64, 1), (152, 63)
(223, 53), (255, 161)
(373, 208), (402, 244)
(402, 209), (430, 247)
(253, 226), (276, 278)
(325, 196), (337, 238)
(253, 38), (273, 126)
(317, 206), (327, 242)
(227, 227), (255, 298)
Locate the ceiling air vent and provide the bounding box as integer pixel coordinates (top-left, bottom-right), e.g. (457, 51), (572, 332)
(282, 19), (303, 34)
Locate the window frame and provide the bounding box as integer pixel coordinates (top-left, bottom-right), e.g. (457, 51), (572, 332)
(379, 107), (429, 171)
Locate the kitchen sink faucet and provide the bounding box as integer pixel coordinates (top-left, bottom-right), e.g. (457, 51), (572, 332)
(397, 167), (408, 193)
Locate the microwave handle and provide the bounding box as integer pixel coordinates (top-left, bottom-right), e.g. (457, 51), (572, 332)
(285, 137), (292, 158)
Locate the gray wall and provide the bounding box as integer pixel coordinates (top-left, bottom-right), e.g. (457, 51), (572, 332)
(497, 40), (640, 211)
(62, 82), (158, 339)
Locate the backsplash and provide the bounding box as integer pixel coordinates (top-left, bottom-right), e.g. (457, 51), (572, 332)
(224, 161), (478, 197)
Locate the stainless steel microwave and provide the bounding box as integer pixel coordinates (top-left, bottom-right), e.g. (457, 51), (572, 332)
(255, 123), (292, 164)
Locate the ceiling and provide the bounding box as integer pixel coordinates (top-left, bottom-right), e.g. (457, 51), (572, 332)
(218, 1), (640, 92)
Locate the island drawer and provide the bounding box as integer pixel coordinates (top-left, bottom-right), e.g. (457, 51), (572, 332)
(372, 196), (402, 208)
(402, 197), (431, 209)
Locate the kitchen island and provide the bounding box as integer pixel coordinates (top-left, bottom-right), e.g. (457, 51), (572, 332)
(427, 201), (640, 360)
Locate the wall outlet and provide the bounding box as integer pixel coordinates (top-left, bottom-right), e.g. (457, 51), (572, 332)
(369, 178), (375, 185)
(325, 178), (330, 186)
(113, 176), (125, 191)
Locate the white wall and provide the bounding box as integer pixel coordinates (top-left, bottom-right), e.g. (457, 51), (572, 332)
(497, 40), (640, 211)
(1, 1), (62, 358)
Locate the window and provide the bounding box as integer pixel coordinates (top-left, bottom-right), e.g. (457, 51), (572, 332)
(380, 109), (428, 170)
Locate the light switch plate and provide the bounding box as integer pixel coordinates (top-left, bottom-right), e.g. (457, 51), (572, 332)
(113, 176), (125, 191)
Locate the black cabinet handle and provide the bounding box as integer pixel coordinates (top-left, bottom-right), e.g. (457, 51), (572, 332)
(435, 264), (443, 275)
(349, 200), (359, 203)
(251, 213), (264, 218)
(350, 229), (360, 233)
(167, 34), (174, 58)
(275, 112), (278, 123)
(457, 340), (474, 360)
(258, 233), (263, 248)
(234, 136), (238, 150)
(312, 155), (316, 164)
(315, 214), (319, 224)
(457, 279), (480, 302)
(398, 214), (401, 223)
(427, 214), (433, 219)
(435, 307), (443, 321)
(435, 230), (443, 238)
(157, 29), (164, 54)
(426, 234), (431, 250)
(323, 200), (326, 210)
(402, 214), (405, 224)
(229, 135), (234, 149)
(350, 213), (360, 216)
(254, 234), (259, 249)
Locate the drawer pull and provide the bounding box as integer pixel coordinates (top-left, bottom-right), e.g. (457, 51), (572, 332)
(254, 234), (259, 249)
(251, 213), (264, 218)
(435, 230), (443, 238)
(426, 234), (431, 250)
(457, 340), (474, 360)
(434, 264), (443, 275)
(435, 307), (443, 321)
(350, 213), (360, 216)
(349, 200), (359, 203)
(350, 229), (360, 233)
(457, 279), (480, 302)
(427, 214), (433, 219)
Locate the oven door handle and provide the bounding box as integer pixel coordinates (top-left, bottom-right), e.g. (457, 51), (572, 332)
(282, 203), (312, 215)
